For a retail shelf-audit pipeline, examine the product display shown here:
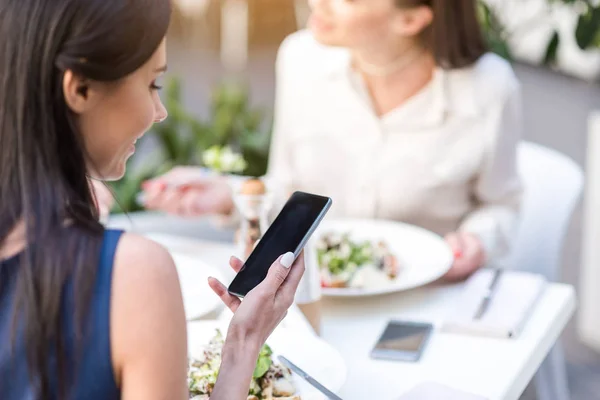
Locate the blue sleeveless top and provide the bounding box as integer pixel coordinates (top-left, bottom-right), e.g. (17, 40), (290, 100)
(0, 229), (122, 399)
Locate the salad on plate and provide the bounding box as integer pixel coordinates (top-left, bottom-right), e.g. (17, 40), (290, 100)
(317, 232), (400, 289)
(188, 330), (300, 400)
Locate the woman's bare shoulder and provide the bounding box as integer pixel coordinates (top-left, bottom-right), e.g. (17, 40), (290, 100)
(109, 232), (187, 398)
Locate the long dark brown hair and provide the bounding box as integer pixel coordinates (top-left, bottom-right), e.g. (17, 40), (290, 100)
(0, 0), (171, 398)
(396, 0), (487, 68)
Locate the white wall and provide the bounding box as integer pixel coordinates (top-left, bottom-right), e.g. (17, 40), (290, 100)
(580, 112), (600, 352)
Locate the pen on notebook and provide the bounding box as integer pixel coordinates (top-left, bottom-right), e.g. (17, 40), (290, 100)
(473, 269), (503, 320)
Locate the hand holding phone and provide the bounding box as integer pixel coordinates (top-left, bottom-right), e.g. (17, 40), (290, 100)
(208, 252), (306, 342)
(228, 191), (332, 297)
(206, 249), (307, 398)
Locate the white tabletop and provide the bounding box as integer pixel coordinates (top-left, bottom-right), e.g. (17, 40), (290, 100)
(321, 283), (575, 400)
(107, 213), (576, 400)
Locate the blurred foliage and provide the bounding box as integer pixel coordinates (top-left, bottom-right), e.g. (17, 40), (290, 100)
(109, 77), (272, 213)
(478, 0), (600, 66)
(548, 0), (600, 64)
(478, 1), (513, 60)
(204, 81), (272, 178)
(574, 3), (600, 50)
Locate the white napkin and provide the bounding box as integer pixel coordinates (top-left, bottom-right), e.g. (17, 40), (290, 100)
(441, 269), (546, 339)
(397, 382), (488, 399)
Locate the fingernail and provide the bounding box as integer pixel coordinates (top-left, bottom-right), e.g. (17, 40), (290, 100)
(280, 252), (295, 268)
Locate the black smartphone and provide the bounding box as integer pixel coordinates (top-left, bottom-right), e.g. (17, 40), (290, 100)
(227, 191), (332, 298)
(370, 320), (434, 362)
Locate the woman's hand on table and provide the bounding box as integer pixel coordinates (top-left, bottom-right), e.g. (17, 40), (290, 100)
(141, 166), (234, 217)
(443, 232), (485, 282)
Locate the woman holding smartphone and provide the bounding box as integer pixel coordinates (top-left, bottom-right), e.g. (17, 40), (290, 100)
(0, 0), (305, 399)
(143, 0), (523, 281)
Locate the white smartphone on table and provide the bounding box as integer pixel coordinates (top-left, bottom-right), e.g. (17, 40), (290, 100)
(370, 320), (434, 362)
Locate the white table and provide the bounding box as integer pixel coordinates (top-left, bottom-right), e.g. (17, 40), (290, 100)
(107, 213), (576, 400)
(321, 284), (575, 400)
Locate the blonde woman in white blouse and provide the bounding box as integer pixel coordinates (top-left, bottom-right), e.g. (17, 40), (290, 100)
(142, 0), (523, 281)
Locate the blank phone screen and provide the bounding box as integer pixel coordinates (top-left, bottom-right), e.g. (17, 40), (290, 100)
(228, 191), (331, 297)
(374, 322), (432, 352)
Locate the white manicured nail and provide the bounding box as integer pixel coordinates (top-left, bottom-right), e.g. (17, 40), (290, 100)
(280, 252), (295, 268)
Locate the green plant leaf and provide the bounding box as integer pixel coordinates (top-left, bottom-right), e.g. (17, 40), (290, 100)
(575, 6), (600, 50)
(165, 78), (182, 109)
(190, 120), (214, 150)
(244, 109), (265, 131)
(477, 1), (512, 60)
(543, 30), (561, 65)
(477, 0), (492, 27)
(213, 108), (236, 143)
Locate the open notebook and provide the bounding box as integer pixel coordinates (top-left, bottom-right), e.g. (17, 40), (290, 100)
(441, 269), (547, 339)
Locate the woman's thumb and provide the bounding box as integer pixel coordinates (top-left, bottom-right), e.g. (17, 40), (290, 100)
(263, 252), (295, 290)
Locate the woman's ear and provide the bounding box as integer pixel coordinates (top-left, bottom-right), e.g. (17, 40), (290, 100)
(391, 5), (433, 37)
(62, 69), (96, 114)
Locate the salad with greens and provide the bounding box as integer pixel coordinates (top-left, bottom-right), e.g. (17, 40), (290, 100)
(317, 233), (400, 288)
(188, 330), (299, 400)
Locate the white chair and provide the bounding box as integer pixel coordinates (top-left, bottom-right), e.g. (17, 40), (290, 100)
(506, 142), (584, 400)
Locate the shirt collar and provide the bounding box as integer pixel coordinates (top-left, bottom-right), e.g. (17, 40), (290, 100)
(321, 49), (482, 127)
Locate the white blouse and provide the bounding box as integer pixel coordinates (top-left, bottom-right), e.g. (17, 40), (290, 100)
(266, 30), (523, 265)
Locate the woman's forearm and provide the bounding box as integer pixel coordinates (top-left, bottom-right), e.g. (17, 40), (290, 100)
(210, 338), (261, 400)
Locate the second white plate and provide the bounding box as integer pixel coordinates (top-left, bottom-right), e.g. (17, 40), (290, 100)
(171, 252), (224, 320)
(316, 218), (453, 297)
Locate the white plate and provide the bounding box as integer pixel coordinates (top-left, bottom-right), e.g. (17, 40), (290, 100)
(143, 232), (236, 271)
(170, 252), (224, 320)
(316, 218), (453, 297)
(187, 321), (347, 400)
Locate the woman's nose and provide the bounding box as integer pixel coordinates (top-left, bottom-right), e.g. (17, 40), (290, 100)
(154, 99), (168, 123)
